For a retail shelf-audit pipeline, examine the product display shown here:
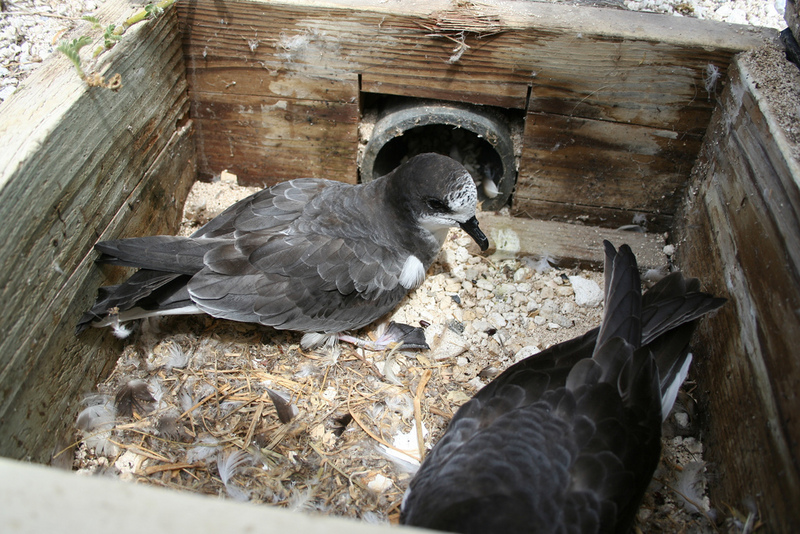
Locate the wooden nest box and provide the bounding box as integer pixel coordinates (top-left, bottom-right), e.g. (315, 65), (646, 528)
(0, 0), (797, 531)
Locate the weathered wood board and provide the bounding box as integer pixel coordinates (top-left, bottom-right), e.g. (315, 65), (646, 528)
(673, 45), (800, 531)
(476, 212), (666, 270)
(516, 111), (701, 231)
(176, 0), (773, 230)
(0, 2), (194, 461)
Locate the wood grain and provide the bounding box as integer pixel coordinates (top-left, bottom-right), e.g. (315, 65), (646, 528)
(673, 51), (800, 532)
(476, 212), (666, 270)
(190, 92), (358, 184)
(0, 3), (194, 461)
(514, 112), (702, 232)
(176, 0), (773, 206)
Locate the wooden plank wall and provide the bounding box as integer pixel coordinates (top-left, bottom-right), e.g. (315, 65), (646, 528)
(673, 46), (800, 531)
(0, 2), (194, 461)
(176, 0), (772, 230)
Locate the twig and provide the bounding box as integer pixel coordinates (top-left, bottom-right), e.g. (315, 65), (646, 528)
(413, 369), (432, 461)
(242, 400), (265, 447)
(178, 384), (247, 420)
(122, 443), (171, 463)
(309, 442), (369, 491)
(265, 423), (290, 450)
(143, 462), (201, 476)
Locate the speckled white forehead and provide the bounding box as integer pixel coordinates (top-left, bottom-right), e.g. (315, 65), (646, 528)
(445, 170), (478, 212)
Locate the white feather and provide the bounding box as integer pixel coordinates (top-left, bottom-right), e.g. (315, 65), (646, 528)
(112, 322), (133, 339)
(165, 342), (190, 370)
(674, 461), (708, 513)
(398, 255), (425, 290)
(217, 449), (250, 484)
(178, 390), (195, 414)
(662, 353), (692, 422)
(384, 392), (414, 420)
(217, 449), (252, 502)
(288, 478), (327, 512)
(76, 397), (116, 432)
(482, 177), (499, 199)
(523, 253), (558, 274)
(185, 436), (221, 464)
(76, 396), (118, 456)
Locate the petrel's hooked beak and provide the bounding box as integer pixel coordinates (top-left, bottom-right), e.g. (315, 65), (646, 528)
(459, 216), (489, 251)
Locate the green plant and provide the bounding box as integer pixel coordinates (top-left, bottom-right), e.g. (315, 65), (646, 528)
(82, 15), (101, 29)
(58, 0), (179, 85)
(103, 24), (123, 49)
(145, 3), (165, 18)
(56, 36), (93, 79)
(124, 0), (176, 28)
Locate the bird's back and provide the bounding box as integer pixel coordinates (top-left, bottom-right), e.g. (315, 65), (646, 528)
(401, 242), (725, 533)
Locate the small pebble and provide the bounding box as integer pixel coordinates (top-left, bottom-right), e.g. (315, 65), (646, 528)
(569, 276), (604, 308)
(556, 286), (574, 297)
(476, 279), (493, 291)
(367, 474), (393, 493)
(539, 299), (560, 317)
(513, 345), (540, 362)
(674, 412), (690, 428)
(513, 267), (531, 282)
(487, 312), (507, 328)
(550, 314), (574, 328)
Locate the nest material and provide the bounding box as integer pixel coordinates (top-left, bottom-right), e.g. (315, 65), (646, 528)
(415, 4), (506, 63)
(420, 9), (506, 38)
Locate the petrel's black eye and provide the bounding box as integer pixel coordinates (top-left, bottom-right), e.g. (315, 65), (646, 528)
(426, 198), (449, 212)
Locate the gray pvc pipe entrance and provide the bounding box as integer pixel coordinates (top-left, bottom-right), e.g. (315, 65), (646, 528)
(360, 101), (517, 211)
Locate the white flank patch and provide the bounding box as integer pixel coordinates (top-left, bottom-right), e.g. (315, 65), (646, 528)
(398, 255), (426, 290)
(662, 353), (693, 421)
(95, 305), (203, 326)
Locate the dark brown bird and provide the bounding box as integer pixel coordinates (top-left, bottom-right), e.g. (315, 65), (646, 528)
(401, 241), (725, 533)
